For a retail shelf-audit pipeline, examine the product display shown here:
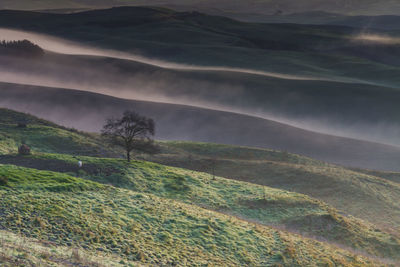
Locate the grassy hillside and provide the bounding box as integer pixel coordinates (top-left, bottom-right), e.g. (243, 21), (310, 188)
(0, 164), (384, 266)
(1, 109), (400, 261)
(4, 83), (400, 172)
(142, 141), (400, 233)
(2, 108), (400, 236)
(0, 230), (139, 266)
(1, 5), (400, 266)
(351, 168), (400, 184)
(4, 153), (400, 260)
(0, 108), (119, 157)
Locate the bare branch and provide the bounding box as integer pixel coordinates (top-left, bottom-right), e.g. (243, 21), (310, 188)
(101, 110), (156, 161)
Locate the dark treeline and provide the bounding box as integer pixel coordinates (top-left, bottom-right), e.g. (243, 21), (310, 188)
(0, 39), (44, 57)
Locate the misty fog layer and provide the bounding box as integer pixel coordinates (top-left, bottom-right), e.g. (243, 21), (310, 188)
(3, 82), (400, 172)
(0, 28), (378, 84)
(352, 34), (400, 45)
(2, 28), (400, 147)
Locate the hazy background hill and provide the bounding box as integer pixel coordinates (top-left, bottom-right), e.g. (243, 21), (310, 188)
(2, 2), (400, 266)
(240, 11), (400, 30)
(2, 7), (400, 169)
(3, 0), (400, 16)
(3, 83), (400, 172)
(2, 8), (400, 146)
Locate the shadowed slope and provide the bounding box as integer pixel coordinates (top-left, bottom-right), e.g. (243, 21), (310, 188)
(2, 8), (400, 146)
(3, 86), (400, 172)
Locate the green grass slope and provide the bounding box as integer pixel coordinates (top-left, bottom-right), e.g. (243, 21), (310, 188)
(5, 84), (400, 172)
(1, 108), (400, 261)
(0, 164), (386, 266)
(350, 168), (400, 184)
(0, 108), (118, 157)
(2, 153), (400, 260)
(141, 141), (400, 233)
(0, 230), (138, 267)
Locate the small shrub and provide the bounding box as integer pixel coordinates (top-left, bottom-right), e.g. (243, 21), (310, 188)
(0, 175), (8, 186)
(135, 251), (146, 262)
(33, 217), (46, 228)
(164, 175), (190, 192)
(17, 122), (27, 128)
(18, 144), (31, 155)
(40, 252), (50, 260)
(158, 231), (172, 244)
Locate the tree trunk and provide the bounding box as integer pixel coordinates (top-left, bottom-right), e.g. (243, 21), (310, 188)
(127, 150), (131, 162)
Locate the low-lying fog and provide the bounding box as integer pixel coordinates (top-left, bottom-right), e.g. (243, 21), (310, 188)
(1, 28), (400, 147)
(352, 33), (400, 45)
(0, 28), (377, 83)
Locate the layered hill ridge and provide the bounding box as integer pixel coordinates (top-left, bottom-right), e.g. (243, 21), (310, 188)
(2, 7), (400, 148)
(242, 11), (400, 30)
(3, 84), (400, 172)
(1, 4), (400, 266)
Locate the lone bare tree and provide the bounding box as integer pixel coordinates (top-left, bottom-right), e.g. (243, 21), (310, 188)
(102, 110), (155, 162)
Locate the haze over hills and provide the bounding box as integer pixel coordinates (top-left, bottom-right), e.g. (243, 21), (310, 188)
(241, 11), (400, 30)
(2, 3), (400, 265)
(2, 7), (400, 172)
(3, 82), (400, 172)
(2, 8), (400, 147)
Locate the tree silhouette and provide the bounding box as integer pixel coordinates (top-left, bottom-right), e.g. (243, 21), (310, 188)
(102, 111), (155, 162)
(0, 39), (44, 58)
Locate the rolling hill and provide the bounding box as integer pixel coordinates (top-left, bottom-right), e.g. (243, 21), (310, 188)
(2, 4), (400, 266)
(141, 141), (400, 232)
(3, 86), (400, 172)
(240, 11), (400, 30)
(1, 108), (400, 264)
(2, 8), (400, 147)
(2, 7), (400, 72)
(0, 164), (385, 266)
